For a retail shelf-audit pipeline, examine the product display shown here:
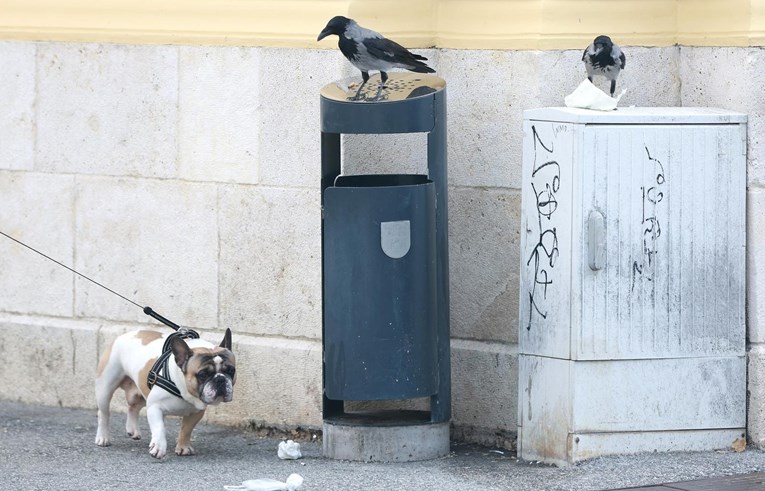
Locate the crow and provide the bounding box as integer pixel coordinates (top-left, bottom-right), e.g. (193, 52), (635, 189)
(317, 16), (435, 101)
(582, 35), (626, 97)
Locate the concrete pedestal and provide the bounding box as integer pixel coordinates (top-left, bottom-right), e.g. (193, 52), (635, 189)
(322, 410), (450, 462)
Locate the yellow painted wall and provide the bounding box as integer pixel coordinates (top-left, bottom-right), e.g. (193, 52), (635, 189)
(0, 0), (763, 49)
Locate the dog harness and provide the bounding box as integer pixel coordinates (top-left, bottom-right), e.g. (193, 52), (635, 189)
(147, 327), (200, 399)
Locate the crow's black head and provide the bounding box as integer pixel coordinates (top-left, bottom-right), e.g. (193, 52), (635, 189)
(592, 35), (613, 52)
(318, 16), (352, 41)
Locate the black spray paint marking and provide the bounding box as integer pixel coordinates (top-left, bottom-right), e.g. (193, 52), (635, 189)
(526, 126), (560, 331)
(631, 146), (666, 292)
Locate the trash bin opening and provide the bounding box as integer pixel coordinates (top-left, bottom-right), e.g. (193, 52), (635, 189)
(334, 174), (431, 188)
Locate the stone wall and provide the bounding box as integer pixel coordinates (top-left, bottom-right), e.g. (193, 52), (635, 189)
(0, 40), (761, 448)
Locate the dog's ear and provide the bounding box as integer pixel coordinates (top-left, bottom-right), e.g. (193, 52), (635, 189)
(171, 336), (193, 370)
(220, 328), (232, 351)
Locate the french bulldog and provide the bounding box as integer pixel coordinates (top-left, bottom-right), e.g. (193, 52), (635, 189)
(94, 328), (236, 458)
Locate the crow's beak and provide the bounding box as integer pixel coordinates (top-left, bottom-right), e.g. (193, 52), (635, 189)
(317, 28), (331, 42)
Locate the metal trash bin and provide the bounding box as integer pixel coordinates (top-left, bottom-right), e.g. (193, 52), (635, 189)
(323, 174), (437, 401)
(320, 73), (450, 462)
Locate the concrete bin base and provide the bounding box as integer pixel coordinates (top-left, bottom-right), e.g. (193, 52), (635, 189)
(323, 410), (449, 462)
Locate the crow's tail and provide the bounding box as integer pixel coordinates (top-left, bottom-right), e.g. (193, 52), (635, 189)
(408, 59), (436, 73)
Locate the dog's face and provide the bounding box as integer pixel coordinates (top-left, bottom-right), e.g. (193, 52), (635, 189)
(171, 328), (236, 405)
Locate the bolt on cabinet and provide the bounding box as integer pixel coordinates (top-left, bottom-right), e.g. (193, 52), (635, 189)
(519, 107), (747, 465)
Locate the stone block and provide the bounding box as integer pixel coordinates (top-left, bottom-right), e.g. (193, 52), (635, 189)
(205, 335), (322, 429)
(0, 171), (75, 316)
(179, 46), (260, 184)
(437, 49), (521, 189)
(748, 344), (765, 447)
(0, 42), (35, 170)
(258, 48), (344, 188)
(342, 133), (428, 176)
(680, 47), (765, 186)
(0, 317), (99, 409)
(36, 43), (178, 178)
(599, 46), (681, 108)
(749, 188), (765, 343)
(74, 176), (219, 326)
(450, 339), (518, 448)
(219, 185), (321, 338)
(449, 187), (521, 343)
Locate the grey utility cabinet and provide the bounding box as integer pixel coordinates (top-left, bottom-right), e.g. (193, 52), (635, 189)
(519, 107), (747, 465)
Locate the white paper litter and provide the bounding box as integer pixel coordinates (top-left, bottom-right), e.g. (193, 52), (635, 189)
(224, 473), (303, 491)
(277, 440), (302, 460)
(564, 79), (626, 111)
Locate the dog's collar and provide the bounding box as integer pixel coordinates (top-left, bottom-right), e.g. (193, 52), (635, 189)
(147, 328), (200, 399)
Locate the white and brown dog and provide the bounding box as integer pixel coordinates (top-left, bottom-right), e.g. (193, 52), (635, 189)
(94, 328), (236, 458)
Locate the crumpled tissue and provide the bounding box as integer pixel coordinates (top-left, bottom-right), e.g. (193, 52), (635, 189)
(224, 473), (304, 491)
(277, 440), (302, 460)
(564, 79), (626, 111)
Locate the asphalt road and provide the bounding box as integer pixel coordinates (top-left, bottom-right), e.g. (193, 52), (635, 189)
(2, 400), (765, 491)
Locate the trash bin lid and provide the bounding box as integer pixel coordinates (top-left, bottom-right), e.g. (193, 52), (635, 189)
(321, 73), (445, 103)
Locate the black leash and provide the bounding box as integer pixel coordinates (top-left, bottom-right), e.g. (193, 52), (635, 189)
(0, 229), (183, 332)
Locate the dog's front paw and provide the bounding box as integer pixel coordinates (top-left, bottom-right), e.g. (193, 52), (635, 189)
(149, 439), (167, 459)
(95, 435), (111, 447)
(175, 444), (196, 456)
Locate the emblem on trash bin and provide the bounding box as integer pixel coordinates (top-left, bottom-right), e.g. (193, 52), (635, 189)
(380, 220), (411, 259)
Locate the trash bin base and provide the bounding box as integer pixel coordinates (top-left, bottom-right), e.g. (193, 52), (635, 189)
(322, 410), (449, 462)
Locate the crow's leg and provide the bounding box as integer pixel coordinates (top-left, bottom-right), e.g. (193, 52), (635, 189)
(374, 71), (388, 100)
(610, 79), (616, 97)
(352, 71), (370, 101)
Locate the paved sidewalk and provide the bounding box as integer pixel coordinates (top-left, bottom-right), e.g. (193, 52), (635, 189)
(2, 400), (765, 491)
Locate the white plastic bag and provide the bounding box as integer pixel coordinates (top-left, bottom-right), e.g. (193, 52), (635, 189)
(564, 79), (626, 111)
(224, 473), (304, 491)
(277, 440), (302, 460)
(225, 478), (287, 491)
